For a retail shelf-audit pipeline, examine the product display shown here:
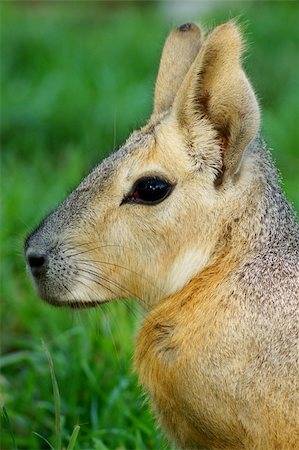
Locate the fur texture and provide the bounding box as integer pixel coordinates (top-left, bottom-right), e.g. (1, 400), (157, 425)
(25, 22), (299, 449)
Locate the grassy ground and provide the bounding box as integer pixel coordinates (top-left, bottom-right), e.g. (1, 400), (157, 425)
(1, 2), (298, 449)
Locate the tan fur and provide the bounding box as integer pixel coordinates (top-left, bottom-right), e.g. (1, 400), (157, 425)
(26, 22), (299, 449)
(135, 253), (299, 449)
(154, 23), (203, 115)
(174, 22), (260, 180)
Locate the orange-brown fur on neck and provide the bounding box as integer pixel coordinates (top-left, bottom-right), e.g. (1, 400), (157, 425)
(135, 250), (299, 449)
(134, 254), (242, 449)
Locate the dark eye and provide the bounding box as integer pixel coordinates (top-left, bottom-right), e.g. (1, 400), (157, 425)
(122, 177), (174, 205)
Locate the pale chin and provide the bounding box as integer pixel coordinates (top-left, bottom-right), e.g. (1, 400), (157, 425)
(39, 284), (115, 309)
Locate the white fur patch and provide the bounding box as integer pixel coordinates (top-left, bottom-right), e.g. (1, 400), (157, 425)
(165, 248), (210, 296)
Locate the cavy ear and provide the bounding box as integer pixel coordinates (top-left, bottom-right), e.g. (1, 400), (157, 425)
(174, 22), (260, 182)
(153, 23), (204, 115)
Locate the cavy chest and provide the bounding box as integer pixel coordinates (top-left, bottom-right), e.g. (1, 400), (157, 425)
(133, 284), (244, 449)
(134, 307), (186, 399)
(134, 314), (192, 438)
(135, 311), (225, 450)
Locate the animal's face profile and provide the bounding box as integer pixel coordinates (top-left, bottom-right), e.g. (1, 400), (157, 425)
(25, 121), (215, 308)
(25, 22), (259, 310)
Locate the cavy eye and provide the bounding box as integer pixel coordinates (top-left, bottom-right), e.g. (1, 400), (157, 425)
(122, 177), (174, 205)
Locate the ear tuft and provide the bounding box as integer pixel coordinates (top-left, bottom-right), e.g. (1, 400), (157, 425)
(153, 23), (204, 115)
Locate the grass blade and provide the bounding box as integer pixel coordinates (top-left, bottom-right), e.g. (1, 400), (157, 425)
(1, 406), (17, 450)
(33, 432), (55, 450)
(42, 340), (62, 450)
(66, 425), (80, 450)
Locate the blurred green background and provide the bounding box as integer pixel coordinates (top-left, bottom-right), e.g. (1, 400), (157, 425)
(1, 1), (298, 449)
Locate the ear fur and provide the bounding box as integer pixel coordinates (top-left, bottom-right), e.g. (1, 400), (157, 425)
(174, 22), (260, 180)
(154, 23), (204, 115)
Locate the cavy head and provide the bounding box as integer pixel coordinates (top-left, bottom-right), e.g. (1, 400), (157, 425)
(25, 22), (259, 309)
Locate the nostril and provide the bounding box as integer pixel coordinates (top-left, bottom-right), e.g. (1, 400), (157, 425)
(28, 254), (46, 268)
(26, 251), (48, 275)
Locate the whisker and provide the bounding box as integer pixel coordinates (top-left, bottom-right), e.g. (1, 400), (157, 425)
(62, 241), (162, 303)
(74, 259), (152, 282)
(113, 108), (118, 151)
(78, 273), (121, 300)
(67, 269), (145, 321)
(61, 241), (93, 254)
(102, 308), (124, 372)
(66, 246), (104, 258)
(60, 279), (74, 298)
(73, 259), (162, 301)
(78, 268), (142, 303)
(65, 273), (155, 330)
(66, 243), (136, 258)
(123, 300), (144, 322)
(86, 279), (143, 321)
(53, 277), (81, 305)
(75, 278), (105, 304)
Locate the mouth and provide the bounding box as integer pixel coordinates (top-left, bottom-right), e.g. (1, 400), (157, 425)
(25, 247), (120, 309)
(33, 278), (109, 309)
(42, 297), (110, 309)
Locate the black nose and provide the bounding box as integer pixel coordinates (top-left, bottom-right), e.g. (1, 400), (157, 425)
(26, 251), (48, 276)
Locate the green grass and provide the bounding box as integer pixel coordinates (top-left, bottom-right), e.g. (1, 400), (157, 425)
(1, 2), (298, 449)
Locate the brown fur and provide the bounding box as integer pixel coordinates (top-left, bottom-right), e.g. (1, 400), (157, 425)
(135, 251), (299, 449)
(154, 23), (203, 115)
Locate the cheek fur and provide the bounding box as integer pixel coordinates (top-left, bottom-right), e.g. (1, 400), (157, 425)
(164, 248), (210, 297)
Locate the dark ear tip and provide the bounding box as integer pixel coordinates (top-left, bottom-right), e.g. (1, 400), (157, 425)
(178, 23), (193, 32)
